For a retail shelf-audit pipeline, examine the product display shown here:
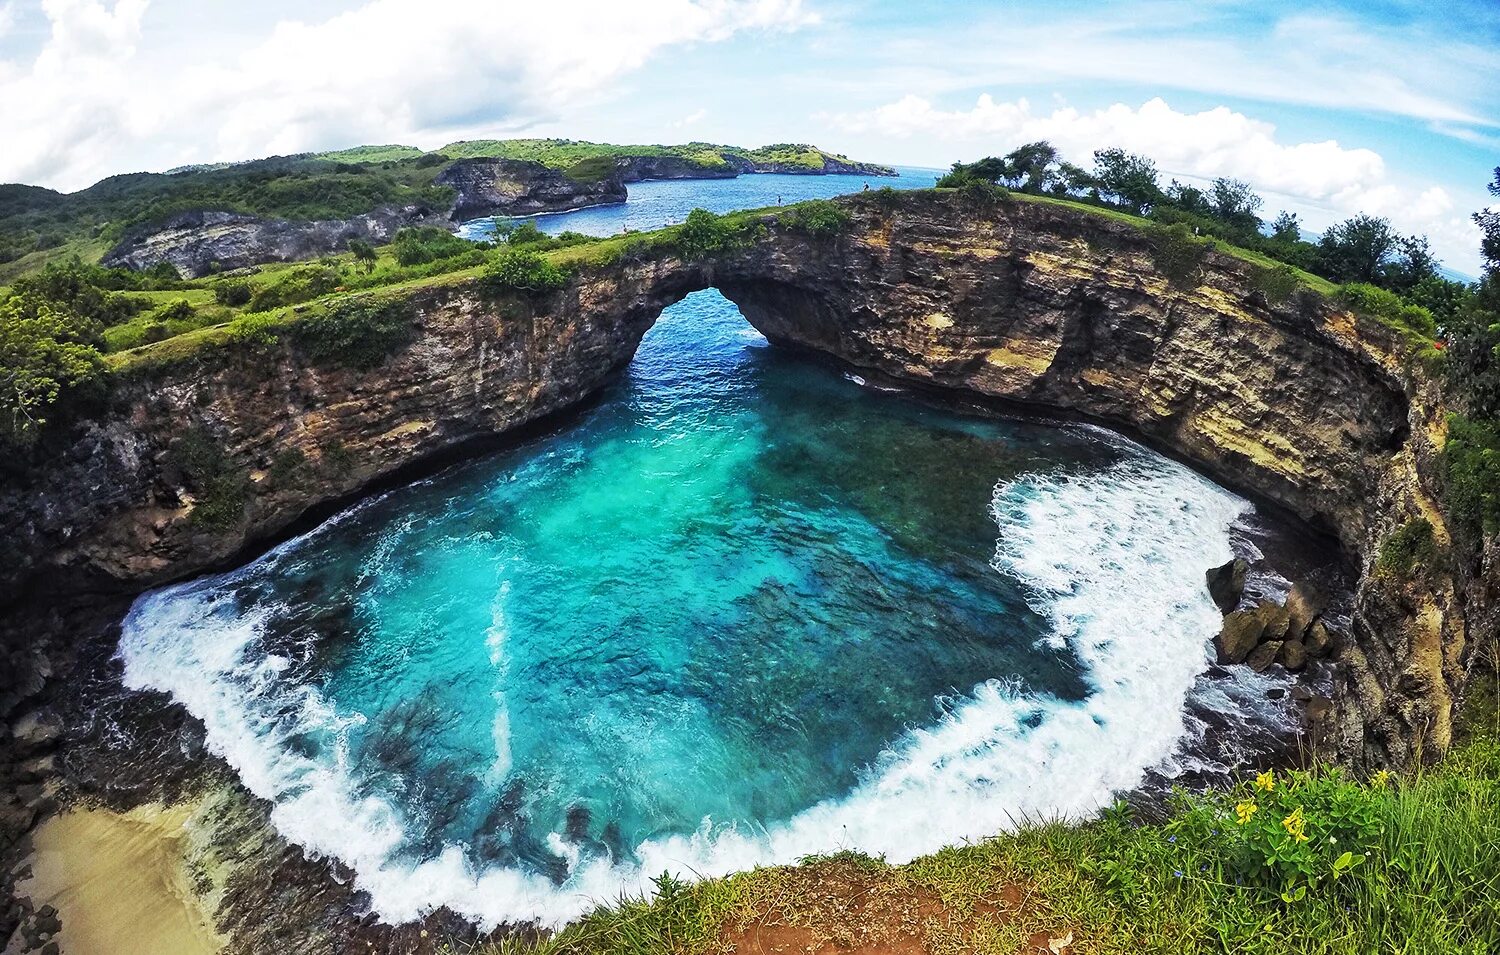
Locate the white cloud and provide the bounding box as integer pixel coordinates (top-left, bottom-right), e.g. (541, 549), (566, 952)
(830, 94), (1486, 275)
(674, 108), (708, 128)
(0, 0), (816, 190)
(0, 3), (17, 37)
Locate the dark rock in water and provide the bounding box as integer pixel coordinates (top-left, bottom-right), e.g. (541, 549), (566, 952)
(436, 158), (626, 220)
(1305, 620), (1334, 658)
(1247, 640), (1284, 673)
(102, 205), (446, 278)
(1205, 558), (1248, 614)
(1278, 639), (1308, 672)
(1214, 607), (1266, 664)
(1266, 687), (1286, 700)
(1284, 581), (1328, 637)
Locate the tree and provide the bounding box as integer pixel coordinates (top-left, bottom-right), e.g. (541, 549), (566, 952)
(1166, 180), (1213, 218)
(1091, 148), (1163, 215)
(1381, 235), (1441, 295)
(1317, 214), (1398, 284)
(348, 238), (378, 274)
(1003, 141), (1060, 193)
(1207, 178), (1264, 233)
(0, 293), (104, 444)
(1053, 161), (1096, 197)
(1475, 166), (1500, 270)
(1270, 211), (1302, 243)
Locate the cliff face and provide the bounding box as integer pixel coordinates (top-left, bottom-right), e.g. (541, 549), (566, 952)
(101, 205), (447, 278)
(1, 191), (1485, 768)
(435, 157), (627, 220)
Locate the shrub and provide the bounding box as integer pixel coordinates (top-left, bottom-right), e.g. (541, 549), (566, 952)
(1250, 264), (1302, 306)
(1336, 283), (1437, 340)
(482, 248), (570, 295)
(1443, 414), (1500, 544)
(297, 297), (414, 369)
(391, 226), (472, 266)
(248, 266), (341, 312)
(959, 178), (1010, 206)
(1376, 518), (1438, 578)
(782, 199), (851, 238)
(674, 208), (740, 261)
(1147, 222), (1211, 286)
(171, 428), (249, 530)
(214, 279), (253, 307)
(152, 299), (196, 323)
(268, 447), (307, 487)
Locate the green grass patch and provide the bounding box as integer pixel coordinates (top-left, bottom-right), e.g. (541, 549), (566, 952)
(1376, 518), (1439, 579)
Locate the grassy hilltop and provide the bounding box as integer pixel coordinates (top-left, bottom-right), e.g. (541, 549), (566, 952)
(0, 139), (890, 281)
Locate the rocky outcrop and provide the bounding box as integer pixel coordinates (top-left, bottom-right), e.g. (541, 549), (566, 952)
(435, 158), (626, 220)
(101, 205), (446, 278)
(615, 155), (740, 182)
(726, 153), (898, 177)
(1206, 558), (1248, 613)
(1, 190), (1488, 775)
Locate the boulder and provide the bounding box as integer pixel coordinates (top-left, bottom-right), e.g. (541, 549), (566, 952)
(1305, 620), (1334, 658)
(1284, 581), (1328, 637)
(1247, 640), (1284, 673)
(1278, 639), (1308, 672)
(1256, 600), (1293, 642)
(1214, 607), (1266, 664)
(1205, 558), (1248, 613)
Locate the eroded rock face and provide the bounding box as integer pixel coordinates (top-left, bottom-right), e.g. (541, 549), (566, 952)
(101, 205), (447, 278)
(1206, 558), (1248, 614)
(0, 191), (1485, 775)
(435, 158), (626, 220)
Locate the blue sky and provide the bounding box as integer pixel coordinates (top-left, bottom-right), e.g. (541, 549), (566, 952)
(1, 0), (1496, 272)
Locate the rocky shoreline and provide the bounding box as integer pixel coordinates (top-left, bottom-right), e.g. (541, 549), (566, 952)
(2, 190), (1490, 953)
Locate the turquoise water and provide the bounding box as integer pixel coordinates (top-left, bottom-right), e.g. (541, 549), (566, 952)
(120, 287), (1283, 925)
(455, 167), (940, 240)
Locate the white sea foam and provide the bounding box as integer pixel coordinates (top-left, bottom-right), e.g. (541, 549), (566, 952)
(119, 431), (1268, 928)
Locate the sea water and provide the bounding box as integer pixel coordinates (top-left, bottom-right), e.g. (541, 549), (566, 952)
(118, 286), (1304, 926)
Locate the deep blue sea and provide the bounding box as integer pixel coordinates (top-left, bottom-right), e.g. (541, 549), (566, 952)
(118, 171), (1302, 927)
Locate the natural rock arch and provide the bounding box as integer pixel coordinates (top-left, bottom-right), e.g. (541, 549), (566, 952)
(0, 191), (1478, 768)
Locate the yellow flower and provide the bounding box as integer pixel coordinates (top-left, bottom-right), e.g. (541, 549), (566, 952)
(1371, 769), (1392, 789)
(1281, 807), (1310, 843)
(1234, 800), (1259, 825)
(1253, 770), (1276, 792)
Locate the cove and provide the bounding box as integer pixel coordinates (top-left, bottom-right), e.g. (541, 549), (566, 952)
(117, 289), (1293, 927)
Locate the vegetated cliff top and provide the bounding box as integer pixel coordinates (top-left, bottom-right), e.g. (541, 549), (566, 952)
(0, 139), (892, 283)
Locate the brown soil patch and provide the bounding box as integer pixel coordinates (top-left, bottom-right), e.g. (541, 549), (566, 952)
(720, 859), (1071, 955)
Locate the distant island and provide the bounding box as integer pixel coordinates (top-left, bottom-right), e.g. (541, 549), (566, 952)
(0, 140), (896, 280)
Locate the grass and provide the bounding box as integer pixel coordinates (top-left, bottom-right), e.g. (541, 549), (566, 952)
(448, 656), (1500, 955)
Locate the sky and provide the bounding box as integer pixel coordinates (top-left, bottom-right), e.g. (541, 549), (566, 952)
(1, 0), (1497, 274)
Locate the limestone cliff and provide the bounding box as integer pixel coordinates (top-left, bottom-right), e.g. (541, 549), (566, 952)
(1, 191), (1489, 771)
(435, 157), (626, 220)
(101, 205), (448, 278)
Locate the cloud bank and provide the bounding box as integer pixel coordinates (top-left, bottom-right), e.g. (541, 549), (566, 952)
(0, 0), (815, 191)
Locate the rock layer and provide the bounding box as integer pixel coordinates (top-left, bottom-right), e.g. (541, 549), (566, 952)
(101, 205), (447, 278)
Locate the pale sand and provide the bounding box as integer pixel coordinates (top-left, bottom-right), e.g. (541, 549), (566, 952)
(11, 802), (225, 955)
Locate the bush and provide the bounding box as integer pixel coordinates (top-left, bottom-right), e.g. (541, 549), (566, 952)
(248, 266), (341, 313)
(674, 208), (742, 261)
(482, 249), (570, 295)
(959, 178), (1010, 206)
(1336, 283), (1437, 339)
(1250, 264), (1303, 306)
(1147, 222), (1212, 286)
(152, 299), (196, 323)
(297, 297), (414, 369)
(391, 226), (472, 266)
(1443, 414), (1500, 544)
(171, 428), (249, 530)
(214, 279), (253, 307)
(1376, 518), (1438, 578)
(782, 199), (851, 238)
